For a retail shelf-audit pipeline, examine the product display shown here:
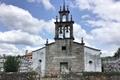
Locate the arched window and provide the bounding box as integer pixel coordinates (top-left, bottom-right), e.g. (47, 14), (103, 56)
(62, 15), (66, 22)
(65, 26), (70, 38)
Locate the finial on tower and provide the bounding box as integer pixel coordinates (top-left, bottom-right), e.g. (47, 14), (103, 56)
(71, 15), (73, 21)
(81, 37), (85, 45)
(63, 0), (66, 11)
(56, 16), (58, 22)
(46, 39), (48, 45)
(60, 6), (61, 11)
(63, 0), (65, 6)
(67, 5), (69, 11)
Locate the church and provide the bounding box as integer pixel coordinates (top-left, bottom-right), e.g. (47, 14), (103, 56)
(32, 3), (102, 76)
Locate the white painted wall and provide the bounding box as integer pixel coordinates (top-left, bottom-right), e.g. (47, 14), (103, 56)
(84, 47), (102, 72)
(32, 48), (46, 76)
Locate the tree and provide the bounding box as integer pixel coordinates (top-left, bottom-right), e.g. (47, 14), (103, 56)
(3, 56), (20, 72)
(114, 48), (120, 58)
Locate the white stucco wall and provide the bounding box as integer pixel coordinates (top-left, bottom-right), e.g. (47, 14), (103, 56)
(84, 47), (102, 72)
(32, 47), (46, 76)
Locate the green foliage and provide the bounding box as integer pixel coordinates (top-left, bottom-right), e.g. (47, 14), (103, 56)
(27, 71), (38, 80)
(4, 56), (20, 72)
(114, 48), (120, 57)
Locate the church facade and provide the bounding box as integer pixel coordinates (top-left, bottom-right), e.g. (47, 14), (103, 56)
(32, 4), (102, 76)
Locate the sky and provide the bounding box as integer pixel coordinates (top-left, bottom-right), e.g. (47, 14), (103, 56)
(0, 0), (120, 56)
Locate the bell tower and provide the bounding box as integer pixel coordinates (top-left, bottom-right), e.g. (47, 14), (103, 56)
(54, 1), (74, 40)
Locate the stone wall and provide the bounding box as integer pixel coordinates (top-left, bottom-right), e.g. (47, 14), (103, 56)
(45, 40), (85, 74)
(102, 57), (120, 72)
(0, 72), (120, 80)
(82, 72), (120, 80)
(42, 72), (120, 80)
(0, 72), (39, 80)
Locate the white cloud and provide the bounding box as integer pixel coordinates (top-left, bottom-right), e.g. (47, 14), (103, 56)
(23, 46), (42, 53)
(27, 0), (54, 10)
(0, 30), (45, 46)
(41, 19), (55, 35)
(0, 43), (23, 55)
(74, 23), (92, 41)
(81, 15), (91, 19)
(91, 21), (120, 46)
(73, 0), (120, 56)
(0, 1), (119, 57)
(73, 0), (120, 22)
(74, 0), (120, 22)
(73, 23), (98, 49)
(0, 3), (39, 33)
(73, 0), (94, 10)
(0, 3), (55, 55)
(0, 3), (54, 34)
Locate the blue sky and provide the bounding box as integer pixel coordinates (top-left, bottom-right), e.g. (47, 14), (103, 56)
(0, 0), (120, 56)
